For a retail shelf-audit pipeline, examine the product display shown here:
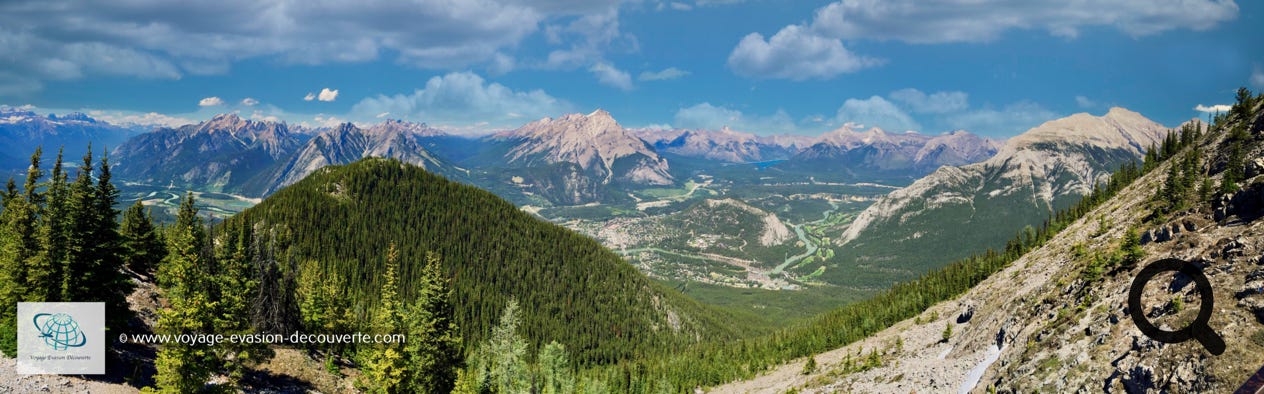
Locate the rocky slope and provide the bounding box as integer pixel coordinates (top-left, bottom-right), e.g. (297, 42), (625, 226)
(259, 119), (454, 194)
(716, 100), (1264, 393)
(485, 109), (674, 204)
(786, 125), (998, 178)
(112, 114), (305, 192)
(834, 108), (1169, 279)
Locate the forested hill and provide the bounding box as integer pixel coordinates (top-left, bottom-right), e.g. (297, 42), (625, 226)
(227, 158), (738, 365)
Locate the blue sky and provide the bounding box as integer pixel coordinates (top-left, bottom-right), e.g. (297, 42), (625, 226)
(0, 0), (1261, 137)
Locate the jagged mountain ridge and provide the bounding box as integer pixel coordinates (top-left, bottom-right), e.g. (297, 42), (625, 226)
(497, 109), (673, 184)
(260, 119), (455, 195)
(638, 127), (815, 163)
(831, 108), (1169, 282)
(0, 108), (141, 171)
(481, 109), (674, 204)
(788, 125), (999, 177)
(112, 113), (306, 192)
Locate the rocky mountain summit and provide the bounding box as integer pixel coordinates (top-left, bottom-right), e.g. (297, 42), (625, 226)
(487, 109), (674, 204)
(262, 119), (452, 194)
(112, 114), (305, 192)
(835, 108), (1170, 275)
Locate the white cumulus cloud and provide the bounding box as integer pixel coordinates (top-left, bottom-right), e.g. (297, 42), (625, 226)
(241, 97), (259, 106)
(834, 96), (921, 132)
(0, 0), (632, 94)
(303, 92), (316, 101)
(1194, 104), (1232, 113)
(317, 88), (339, 102)
(728, 0), (1238, 80)
(350, 71), (573, 133)
(811, 0), (1239, 43)
(198, 96), (224, 107)
(727, 25), (882, 80)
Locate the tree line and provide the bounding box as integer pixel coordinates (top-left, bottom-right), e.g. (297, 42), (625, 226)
(0, 147), (151, 357)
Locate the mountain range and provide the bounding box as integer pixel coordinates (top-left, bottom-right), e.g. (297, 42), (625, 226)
(637, 127), (814, 163)
(91, 109), (1003, 206)
(0, 108), (142, 171)
(831, 107), (1170, 283)
(112, 113), (306, 193)
(787, 125), (999, 180)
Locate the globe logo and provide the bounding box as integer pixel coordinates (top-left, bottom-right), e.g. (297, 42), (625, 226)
(32, 313), (87, 350)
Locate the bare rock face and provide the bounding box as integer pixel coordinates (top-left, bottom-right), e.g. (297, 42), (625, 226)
(492, 109), (674, 204)
(263, 120), (450, 195)
(113, 113), (305, 193)
(837, 108), (1170, 267)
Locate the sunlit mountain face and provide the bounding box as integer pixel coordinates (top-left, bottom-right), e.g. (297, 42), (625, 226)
(0, 0), (1260, 393)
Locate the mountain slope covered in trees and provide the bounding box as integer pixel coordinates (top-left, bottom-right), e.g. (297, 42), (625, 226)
(227, 158), (741, 365)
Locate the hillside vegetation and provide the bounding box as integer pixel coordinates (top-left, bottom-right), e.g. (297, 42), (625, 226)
(227, 158), (744, 366)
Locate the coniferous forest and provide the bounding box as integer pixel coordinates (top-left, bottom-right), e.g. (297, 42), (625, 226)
(0, 87), (1259, 393)
(0, 148), (138, 358)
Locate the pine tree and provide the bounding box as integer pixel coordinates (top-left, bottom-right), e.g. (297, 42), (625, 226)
(61, 149), (95, 302)
(404, 252), (463, 393)
(120, 200), (164, 275)
(212, 220), (268, 387)
(91, 153), (135, 331)
(1121, 227), (1144, 268)
(297, 260), (352, 368)
(250, 226), (300, 335)
(35, 149), (69, 302)
(5, 150), (44, 301)
(1234, 87), (1254, 121)
(538, 341), (575, 394)
(0, 177), (21, 356)
(152, 194), (216, 393)
(486, 299), (530, 394)
(801, 356), (817, 375)
(360, 243), (408, 394)
(0, 150), (45, 355)
(1162, 160), (1185, 212)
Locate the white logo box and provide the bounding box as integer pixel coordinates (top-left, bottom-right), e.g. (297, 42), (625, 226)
(17, 302), (105, 375)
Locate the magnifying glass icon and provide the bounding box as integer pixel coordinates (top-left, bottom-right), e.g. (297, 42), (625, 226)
(1127, 258), (1225, 355)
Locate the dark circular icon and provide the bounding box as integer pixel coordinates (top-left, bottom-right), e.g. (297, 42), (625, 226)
(1127, 258), (1224, 355)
